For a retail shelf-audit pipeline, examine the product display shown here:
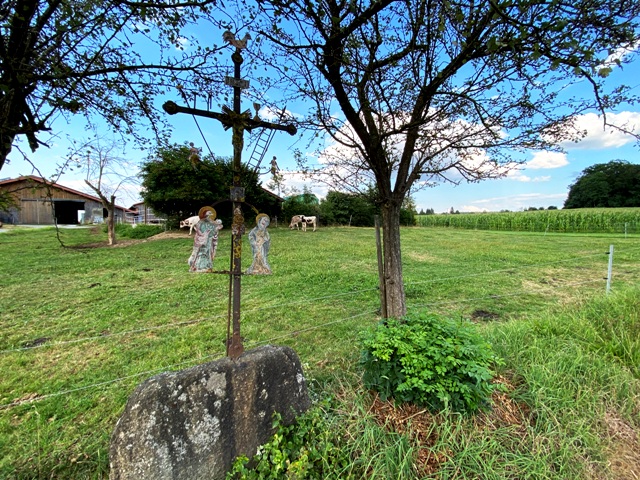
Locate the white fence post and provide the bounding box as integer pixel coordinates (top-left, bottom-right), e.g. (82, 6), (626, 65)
(606, 244), (614, 295)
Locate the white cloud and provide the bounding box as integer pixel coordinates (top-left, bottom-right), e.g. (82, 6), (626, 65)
(603, 41), (640, 69)
(526, 151), (568, 169)
(313, 113), (516, 188)
(460, 205), (487, 213)
(506, 171), (552, 182)
(561, 111), (640, 150)
(256, 105), (301, 122)
(175, 37), (189, 51)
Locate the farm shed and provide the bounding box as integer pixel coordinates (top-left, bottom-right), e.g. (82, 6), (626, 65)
(0, 176), (133, 226)
(128, 201), (167, 225)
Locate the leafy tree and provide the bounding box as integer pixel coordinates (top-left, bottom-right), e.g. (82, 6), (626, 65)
(400, 196), (417, 226)
(320, 190), (377, 226)
(140, 144), (281, 227)
(0, 0), (226, 172)
(320, 190), (417, 226)
(282, 188), (320, 224)
(251, 0), (640, 317)
(0, 190), (18, 217)
(564, 160), (640, 208)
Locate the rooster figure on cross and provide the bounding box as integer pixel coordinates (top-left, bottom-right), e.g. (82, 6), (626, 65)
(223, 31), (251, 50)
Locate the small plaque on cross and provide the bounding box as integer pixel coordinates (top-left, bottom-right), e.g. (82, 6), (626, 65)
(225, 76), (250, 89)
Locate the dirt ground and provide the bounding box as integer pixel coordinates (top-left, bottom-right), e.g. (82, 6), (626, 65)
(147, 231), (192, 241)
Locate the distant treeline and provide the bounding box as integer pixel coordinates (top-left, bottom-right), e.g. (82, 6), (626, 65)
(416, 208), (640, 234)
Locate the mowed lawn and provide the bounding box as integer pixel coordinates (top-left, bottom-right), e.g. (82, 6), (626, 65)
(1, 225), (639, 478)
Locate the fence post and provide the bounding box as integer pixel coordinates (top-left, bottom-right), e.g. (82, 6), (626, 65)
(606, 244), (614, 295)
(374, 215), (388, 318)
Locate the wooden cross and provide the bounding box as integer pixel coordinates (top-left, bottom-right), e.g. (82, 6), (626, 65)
(162, 35), (296, 360)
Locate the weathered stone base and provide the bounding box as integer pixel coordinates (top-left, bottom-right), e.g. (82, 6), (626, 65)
(109, 345), (310, 480)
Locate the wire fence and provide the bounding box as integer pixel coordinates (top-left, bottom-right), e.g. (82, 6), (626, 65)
(1, 245), (639, 412)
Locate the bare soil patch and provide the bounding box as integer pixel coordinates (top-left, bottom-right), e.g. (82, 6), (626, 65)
(470, 309), (500, 321)
(148, 231), (191, 240)
(368, 375), (532, 477)
(369, 376), (640, 477)
(604, 411), (640, 480)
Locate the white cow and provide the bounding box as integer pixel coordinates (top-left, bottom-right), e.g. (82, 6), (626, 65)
(289, 215), (317, 232)
(180, 215), (200, 235)
(302, 216), (317, 232)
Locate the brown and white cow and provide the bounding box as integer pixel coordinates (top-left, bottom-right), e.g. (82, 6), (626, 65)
(289, 215), (303, 230)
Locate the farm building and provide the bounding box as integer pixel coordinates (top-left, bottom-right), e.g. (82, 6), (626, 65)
(129, 201), (166, 224)
(0, 176), (134, 226)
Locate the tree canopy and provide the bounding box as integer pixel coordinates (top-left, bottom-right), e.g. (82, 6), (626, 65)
(319, 190), (417, 226)
(282, 190), (321, 223)
(249, 0), (640, 316)
(564, 160), (640, 208)
(140, 144), (282, 227)
(0, 0), (226, 172)
(320, 191), (376, 226)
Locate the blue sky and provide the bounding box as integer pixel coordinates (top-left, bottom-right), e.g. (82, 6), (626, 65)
(3, 33), (640, 214)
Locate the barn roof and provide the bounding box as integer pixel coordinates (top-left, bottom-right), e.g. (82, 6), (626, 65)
(259, 187), (285, 203)
(0, 175), (134, 212)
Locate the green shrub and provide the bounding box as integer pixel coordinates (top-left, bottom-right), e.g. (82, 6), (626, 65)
(124, 224), (164, 239)
(105, 223), (164, 239)
(360, 313), (503, 413)
(227, 407), (353, 480)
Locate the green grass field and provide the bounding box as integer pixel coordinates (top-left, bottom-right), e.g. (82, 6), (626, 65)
(1, 225), (639, 478)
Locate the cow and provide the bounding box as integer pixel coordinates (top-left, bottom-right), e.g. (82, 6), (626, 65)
(180, 215), (200, 235)
(302, 216), (317, 232)
(289, 215), (317, 232)
(289, 215), (303, 230)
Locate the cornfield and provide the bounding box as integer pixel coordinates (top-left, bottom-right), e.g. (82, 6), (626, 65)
(416, 208), (640, 234)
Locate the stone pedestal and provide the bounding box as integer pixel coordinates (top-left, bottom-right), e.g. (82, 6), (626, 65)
(109, 345), (310, 480)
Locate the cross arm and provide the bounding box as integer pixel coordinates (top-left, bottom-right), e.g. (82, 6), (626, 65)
(245, 119), (297, 136)
(162, 101), (297, 136)
(163, 101), (232, 128)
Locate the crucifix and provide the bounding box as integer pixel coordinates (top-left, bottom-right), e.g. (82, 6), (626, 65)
(162, 32), (296, 360)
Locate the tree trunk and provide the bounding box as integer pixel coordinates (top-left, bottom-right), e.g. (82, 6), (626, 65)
(84, 181), (118, 245)
(381, 201), (406, 318)
(107, 197), (116, 246)
(0, 132), (15, 172)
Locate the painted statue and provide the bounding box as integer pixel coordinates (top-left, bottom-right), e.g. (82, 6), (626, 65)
(246, 214), (271, 275)
(188, 206), (223, 273)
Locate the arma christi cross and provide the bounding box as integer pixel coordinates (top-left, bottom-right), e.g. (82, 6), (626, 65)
(162, 32), (296, 360)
